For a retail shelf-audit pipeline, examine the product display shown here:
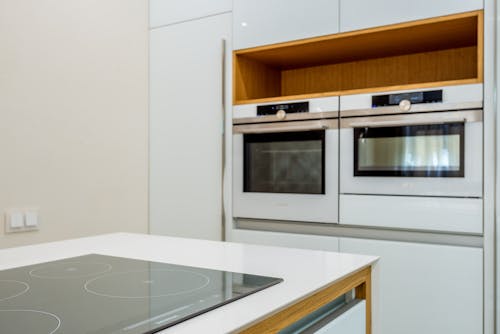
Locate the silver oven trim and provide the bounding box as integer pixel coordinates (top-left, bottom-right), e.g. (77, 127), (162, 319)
(340, 109), (482, 129)
(233, 110), (338, 125)
(340, 101), (483, 118)
(233, 119), (338, 134)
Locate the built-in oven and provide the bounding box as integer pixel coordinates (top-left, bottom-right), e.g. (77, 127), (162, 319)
(339, 84), (484, 233)
(233, 99), (338, 223)
(341, 109), (482, 197)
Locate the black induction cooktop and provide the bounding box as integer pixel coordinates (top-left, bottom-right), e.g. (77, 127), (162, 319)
(0, 254), (283, 334)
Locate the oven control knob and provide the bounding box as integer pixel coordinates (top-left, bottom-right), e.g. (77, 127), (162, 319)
(399, 99), (412, 112)
(276, 109), (286, 120)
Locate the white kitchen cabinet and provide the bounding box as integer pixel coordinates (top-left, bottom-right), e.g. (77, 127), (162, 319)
(149, 0), (232, 28)
(233, 0), (339, 50)
(339, 238), (483, 334)
(149, 13), (231, 240)
(340, 0), (483, 32)
(230, 229), (339, 252)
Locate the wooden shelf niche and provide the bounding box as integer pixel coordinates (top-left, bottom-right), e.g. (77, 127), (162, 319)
(233, 10), (483, 105)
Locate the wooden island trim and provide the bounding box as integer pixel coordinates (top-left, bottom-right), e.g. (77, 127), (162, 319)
(238, 266), (372, 334)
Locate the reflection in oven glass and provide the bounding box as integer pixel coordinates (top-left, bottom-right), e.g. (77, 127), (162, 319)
(358, 135), (460, 171)
(354, 122), (464, 177)
(244, 131), (325, 194)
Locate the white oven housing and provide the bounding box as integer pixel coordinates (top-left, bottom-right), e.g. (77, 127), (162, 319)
(233, 118), (339, 224)
(340, 109), (483, 197)
(339, 84), (483, 233)
(233, 96), (339, 120)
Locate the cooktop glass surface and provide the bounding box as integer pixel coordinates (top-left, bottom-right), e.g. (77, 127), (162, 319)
(0, 254), (283, 334)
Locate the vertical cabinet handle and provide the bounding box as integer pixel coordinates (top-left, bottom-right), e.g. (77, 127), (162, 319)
(221, 38), (226, 241)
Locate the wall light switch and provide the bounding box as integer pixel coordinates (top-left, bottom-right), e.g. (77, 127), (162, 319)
(25, 211), (38, 228)
(8, 211), (24, 229)
(5, 208), (40, 233)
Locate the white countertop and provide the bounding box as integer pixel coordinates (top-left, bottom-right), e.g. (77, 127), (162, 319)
(0, 233), (378, 333)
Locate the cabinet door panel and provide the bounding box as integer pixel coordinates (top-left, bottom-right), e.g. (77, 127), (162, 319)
(233, 0), (339, 50)
(150, 0), (232, 28)
(339, 238), (482, 334)
(340, 0), (483, 32)
(149, 14), (231, 240)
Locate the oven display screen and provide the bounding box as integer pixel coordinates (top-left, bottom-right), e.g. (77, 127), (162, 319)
(243, 131), (325, 194)
(389, 92), (423, 105)
(354, 122), (464, 177)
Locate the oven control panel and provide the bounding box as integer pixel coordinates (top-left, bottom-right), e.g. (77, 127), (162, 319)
(372, 90), (442, 108)
(257, 101), (309, 116)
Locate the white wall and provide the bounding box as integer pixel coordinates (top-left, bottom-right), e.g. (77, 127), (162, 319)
(0, 0), (149, 248)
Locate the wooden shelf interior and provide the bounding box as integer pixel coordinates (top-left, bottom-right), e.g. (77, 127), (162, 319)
(233, 11), (483, 104)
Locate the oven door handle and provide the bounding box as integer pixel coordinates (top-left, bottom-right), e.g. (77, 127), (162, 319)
(342, 109), (482, 128)
(220, 38), (226, 241)
(233, 119), (337, 134)
(347, 118), (466, 128)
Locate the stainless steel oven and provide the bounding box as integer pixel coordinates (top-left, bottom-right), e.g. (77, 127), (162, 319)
(232, 101), (339, 223)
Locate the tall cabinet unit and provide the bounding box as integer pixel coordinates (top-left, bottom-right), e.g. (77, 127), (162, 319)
(230, 3), (487, 334)
(149, 4), (231, 240)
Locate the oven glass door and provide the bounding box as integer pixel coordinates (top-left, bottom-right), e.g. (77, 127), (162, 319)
(244, 130), (325, 194)
(354, 122), (464, 177)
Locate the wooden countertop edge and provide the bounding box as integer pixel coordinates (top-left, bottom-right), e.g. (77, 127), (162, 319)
(235, 265), (373, 334)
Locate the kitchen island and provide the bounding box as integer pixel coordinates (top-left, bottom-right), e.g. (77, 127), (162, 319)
(0, 233), (377, 333)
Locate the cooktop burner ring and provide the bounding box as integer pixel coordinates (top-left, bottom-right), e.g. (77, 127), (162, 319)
(0, 280), (30, 302)
(29, 261), (112, 279)
(0, 309), (61, 334)
(84, 269), (211, 299)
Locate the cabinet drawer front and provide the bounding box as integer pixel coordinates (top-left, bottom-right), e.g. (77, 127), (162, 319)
(340, 195), (482, 233)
